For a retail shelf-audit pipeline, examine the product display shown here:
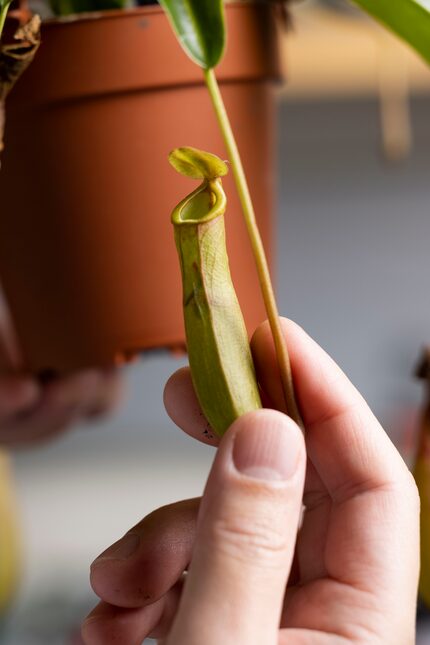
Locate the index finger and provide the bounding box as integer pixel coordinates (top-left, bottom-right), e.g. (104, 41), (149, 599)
(252, 319), (419, 617)
(251, 318), (412, 500)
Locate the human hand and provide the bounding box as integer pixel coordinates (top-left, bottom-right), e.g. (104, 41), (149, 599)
(0, 294), (123, 447)
(82, 319), (420, 645)
(0, 368), (122, 447)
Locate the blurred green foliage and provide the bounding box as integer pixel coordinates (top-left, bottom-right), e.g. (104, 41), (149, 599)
(352, 0), (430, 65)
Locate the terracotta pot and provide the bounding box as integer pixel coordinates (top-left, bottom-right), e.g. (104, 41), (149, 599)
(0, 2), (282, 374)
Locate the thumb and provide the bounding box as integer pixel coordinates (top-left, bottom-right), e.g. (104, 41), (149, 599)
(168, 409), (306, 645)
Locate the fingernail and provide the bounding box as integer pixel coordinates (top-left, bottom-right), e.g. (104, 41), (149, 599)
(93, 533), (140, 563)
(232, 410), (302, 481)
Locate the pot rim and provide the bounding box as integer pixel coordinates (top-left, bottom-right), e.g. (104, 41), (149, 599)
(8, 0), (283, 106)
(41, 0), (275, 28)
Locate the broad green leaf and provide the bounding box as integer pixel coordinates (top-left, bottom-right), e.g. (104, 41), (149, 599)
(351, 0), (430, 65)
(169, 147), (228, 180)
(158, 0), (226, 69)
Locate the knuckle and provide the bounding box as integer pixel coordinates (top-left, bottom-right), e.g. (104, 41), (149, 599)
(208, 510), (287, 564)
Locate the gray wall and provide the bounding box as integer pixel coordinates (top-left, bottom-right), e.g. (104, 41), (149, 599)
(276, 96), (430, 447)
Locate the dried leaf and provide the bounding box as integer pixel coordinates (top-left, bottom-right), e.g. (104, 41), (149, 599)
(0, 15), (41, 153)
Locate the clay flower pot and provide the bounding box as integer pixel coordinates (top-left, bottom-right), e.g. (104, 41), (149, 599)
(0, 2), (282, 374)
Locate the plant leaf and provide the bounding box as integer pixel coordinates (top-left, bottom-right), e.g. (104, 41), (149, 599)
(158, 0), (226, 69)
(351, 0), (430, 65)
(169, 147), (228, 180)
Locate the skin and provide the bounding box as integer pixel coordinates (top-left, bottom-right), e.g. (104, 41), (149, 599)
(82, 318), (420, 645)
(0, 296), (123, 447)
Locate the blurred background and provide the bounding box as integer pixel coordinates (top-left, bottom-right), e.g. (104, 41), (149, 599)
(2, 1), (430, 643)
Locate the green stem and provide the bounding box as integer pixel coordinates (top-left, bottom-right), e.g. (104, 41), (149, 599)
(0, 2), (11, 42)
(203, 67), (303, 430)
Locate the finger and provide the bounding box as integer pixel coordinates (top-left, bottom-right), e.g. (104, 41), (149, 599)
(82, 599), (167, 645)
(252, 318), (420, 634)
(0, 371), (111, 447)
(0, 376), (40, 425)
(45, 370), (118, 416)
(292, 459), (331, 586)
(90, 499), (199, 608)
(83, 369), (124, 419)
(279, 629), (347, 644)
(251, 318), (411, 498)
(0, 393), (80, 447)
(168, 409), (306, 645)
(161, 337), (333, 585)
(163, 368), (271, 445)
(82, 583), (182, 645)
(164, 368), (219, 446)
